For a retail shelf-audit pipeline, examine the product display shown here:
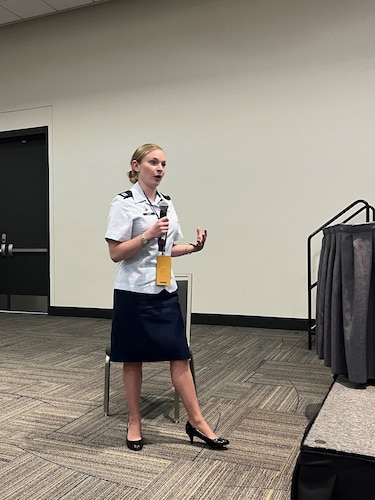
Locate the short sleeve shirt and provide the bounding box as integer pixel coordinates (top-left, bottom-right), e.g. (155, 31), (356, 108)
(105, 182), (183, 294)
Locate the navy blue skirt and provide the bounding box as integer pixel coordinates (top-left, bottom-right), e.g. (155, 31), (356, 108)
(110, 289), (190, 362)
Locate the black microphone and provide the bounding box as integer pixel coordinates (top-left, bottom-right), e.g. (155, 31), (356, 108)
(159, 200), (168, 219)
(158, 200), (169, 252)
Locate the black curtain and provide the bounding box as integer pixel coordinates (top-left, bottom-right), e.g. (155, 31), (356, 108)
(316, 223), (375, 384)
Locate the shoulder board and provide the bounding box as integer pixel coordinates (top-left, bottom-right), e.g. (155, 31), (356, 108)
(118, 190), (133, 199)
(160, 192), (171, 200)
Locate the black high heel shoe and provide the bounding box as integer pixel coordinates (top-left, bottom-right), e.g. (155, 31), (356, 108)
(185, 421), (229, 449)
(126, 436), (143, 451)
(126, 426), (143, 451)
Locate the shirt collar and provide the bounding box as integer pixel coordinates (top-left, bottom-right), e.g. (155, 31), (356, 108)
(132, 182), (162, 205)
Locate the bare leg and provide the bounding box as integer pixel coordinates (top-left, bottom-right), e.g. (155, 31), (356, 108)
(123, 362), (143, 440)
(170, 359), (218, 439)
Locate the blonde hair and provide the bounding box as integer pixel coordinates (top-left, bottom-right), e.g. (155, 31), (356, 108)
(128, 143), (164, 184)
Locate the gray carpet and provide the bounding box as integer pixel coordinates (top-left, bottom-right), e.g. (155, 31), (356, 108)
(0, 313), (332, 499)
(303, 375), (375, 457)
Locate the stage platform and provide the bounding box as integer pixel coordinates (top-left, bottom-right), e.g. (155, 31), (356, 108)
(292, 375), (375, 499)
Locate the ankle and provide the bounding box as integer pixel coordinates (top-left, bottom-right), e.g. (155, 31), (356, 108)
(188, 416), (204, 428)
(188, 419), (217, 439)
(127, 420), (142, 440)
(128, 419), (141, 428)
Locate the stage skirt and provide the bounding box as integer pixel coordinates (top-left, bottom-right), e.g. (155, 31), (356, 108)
(110, 289), (190, 362)
(316, 222), (375, 384)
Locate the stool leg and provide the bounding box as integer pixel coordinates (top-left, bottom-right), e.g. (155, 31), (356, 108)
(173, 390), (180, 423)
(189, 351), (196, 390)
(104, 354), (111, 416)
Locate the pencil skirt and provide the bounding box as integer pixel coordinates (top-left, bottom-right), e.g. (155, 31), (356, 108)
(110, 289), (190, 362)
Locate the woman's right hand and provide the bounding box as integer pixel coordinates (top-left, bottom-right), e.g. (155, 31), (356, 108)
(145, 216), (169, 241)
(107, 217), (169, 263)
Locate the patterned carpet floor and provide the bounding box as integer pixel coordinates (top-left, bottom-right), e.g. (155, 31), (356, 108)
(0, 313), (332, 499)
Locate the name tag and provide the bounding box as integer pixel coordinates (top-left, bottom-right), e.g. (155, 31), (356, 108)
(156, 255), (171, 286)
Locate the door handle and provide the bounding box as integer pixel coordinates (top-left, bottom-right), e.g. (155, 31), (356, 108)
(7, 243), (48, 257)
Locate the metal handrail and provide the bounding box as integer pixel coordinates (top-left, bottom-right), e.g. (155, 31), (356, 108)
(307, 200), (375, 350)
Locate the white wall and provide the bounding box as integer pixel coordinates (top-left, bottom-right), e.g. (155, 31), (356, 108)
(1, 0), (375, 318)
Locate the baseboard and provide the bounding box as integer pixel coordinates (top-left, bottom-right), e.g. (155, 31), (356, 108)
(48, 306), (112, 319)
(192, 313), (307, 330)
(48, 306), (308, 331)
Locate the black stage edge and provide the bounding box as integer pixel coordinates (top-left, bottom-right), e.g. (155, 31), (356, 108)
(291, 376), (375, 499)
(48, 307), (307, 330)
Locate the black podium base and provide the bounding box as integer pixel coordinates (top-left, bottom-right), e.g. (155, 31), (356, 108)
(292, 376), (375, 500)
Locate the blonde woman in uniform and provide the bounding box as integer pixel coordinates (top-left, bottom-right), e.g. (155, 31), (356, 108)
(105, 143), (229, 451)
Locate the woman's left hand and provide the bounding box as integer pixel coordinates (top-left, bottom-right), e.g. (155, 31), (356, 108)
(189, 226), (207, 252)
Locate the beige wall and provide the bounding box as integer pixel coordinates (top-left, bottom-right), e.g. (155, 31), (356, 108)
(1, 0), (375, 318)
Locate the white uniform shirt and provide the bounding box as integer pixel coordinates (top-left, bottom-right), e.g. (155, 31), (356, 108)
(105, 182), (183, 294)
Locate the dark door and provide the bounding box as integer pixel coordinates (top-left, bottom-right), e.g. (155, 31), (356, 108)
(0, 127), (49, 313)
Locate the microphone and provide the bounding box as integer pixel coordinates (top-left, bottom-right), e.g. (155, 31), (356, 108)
(158, 200), (169, 252)
(159, 200), (168, 219)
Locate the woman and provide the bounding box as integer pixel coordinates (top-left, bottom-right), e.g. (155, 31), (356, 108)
(105, 143), (229, 451)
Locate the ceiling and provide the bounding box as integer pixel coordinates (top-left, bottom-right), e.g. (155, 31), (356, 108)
(0, 0), (112, 27)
